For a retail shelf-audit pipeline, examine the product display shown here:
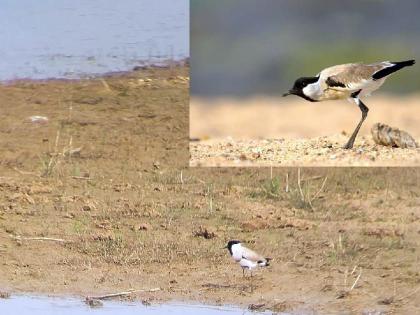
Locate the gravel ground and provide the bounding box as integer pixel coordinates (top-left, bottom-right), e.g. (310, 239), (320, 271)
(190, 134), (420, 167)
(190, 95), (420, 167)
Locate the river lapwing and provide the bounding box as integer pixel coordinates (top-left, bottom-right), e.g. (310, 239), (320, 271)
(283, 60), (415, 149)
(225, 240), (271, 277)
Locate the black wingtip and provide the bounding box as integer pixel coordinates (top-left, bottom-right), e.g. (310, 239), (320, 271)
(372, 59), (415, 80)
(391, 59), (415, 66)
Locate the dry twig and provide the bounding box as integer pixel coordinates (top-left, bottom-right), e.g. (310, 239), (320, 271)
(71, 176), (91, 180)
(10, 235), (69, 243)
(12, 167), (39, 177)
(311, 176), (328, 202)
(395, 285), (420, 303)
(350, 269), (362, 291)
(87, 288), (161, 300)
(297, 168), (304, 202)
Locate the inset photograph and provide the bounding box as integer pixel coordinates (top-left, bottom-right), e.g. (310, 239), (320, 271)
(190, 0), (420, 167)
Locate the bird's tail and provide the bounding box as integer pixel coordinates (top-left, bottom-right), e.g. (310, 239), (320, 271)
(258, 258), (272, 267)
(373, 59), (415, 80)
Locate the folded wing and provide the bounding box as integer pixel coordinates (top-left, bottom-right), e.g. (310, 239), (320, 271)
(320, 62), (395, 92)
(241, 246), (265, 262)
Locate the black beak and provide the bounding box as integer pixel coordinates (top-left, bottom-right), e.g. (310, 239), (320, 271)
(283, 90), (294, 97)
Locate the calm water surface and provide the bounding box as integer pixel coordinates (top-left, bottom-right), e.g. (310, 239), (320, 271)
(0, 0), (189, 80)
(0, 295), (279, 315)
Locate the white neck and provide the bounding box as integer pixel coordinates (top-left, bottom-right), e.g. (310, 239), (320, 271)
(231, 243), (243, 261)
(302, 81), (322, 100)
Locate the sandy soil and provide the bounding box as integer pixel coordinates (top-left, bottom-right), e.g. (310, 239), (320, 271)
(1, 68), (420, 314)
(190, 96), (420, 167)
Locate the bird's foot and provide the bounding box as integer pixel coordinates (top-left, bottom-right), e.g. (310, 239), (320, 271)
(343, 139), (355, 149)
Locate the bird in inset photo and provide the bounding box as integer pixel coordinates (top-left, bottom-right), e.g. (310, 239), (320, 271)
(283, 60), (415, 149)
(225, 240), (271, 278)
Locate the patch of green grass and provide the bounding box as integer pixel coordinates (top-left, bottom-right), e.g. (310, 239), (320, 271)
(96, 233), (125, 263)
(72, 217), (89, 235)
(324, 233), (362, 267)
(249, 176), (283, 199)
(72, 164), (81, 177)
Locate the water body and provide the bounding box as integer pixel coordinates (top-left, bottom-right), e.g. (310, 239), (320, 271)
(0, 295), (279, 315)
(0, 0), (189, 81)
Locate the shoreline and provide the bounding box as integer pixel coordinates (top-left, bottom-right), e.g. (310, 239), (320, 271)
(0, 58), (190, 85)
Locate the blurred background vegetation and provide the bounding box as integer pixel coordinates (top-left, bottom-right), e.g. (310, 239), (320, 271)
(191, 0), (420, 97)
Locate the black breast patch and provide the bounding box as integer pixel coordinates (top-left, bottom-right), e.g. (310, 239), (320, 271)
(326, 77), (346, 88)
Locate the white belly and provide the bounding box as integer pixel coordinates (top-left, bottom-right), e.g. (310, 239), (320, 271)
(358, 78), (385, 97)
(239, 258), (258, 270)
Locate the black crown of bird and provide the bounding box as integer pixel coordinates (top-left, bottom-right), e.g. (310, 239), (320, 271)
(283, 60), (415, 149)
(225, 240), (272, 271)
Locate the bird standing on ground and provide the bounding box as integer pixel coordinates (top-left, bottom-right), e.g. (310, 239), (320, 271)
(225, 240), (271, 277)
(283, 60), (415, 149)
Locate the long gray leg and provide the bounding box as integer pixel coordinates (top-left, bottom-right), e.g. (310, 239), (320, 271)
(343, 96), (369, 149)
(250, 271), (254, 293)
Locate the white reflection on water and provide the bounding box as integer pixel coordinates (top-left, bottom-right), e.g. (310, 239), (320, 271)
(0, 295), (279, 315)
